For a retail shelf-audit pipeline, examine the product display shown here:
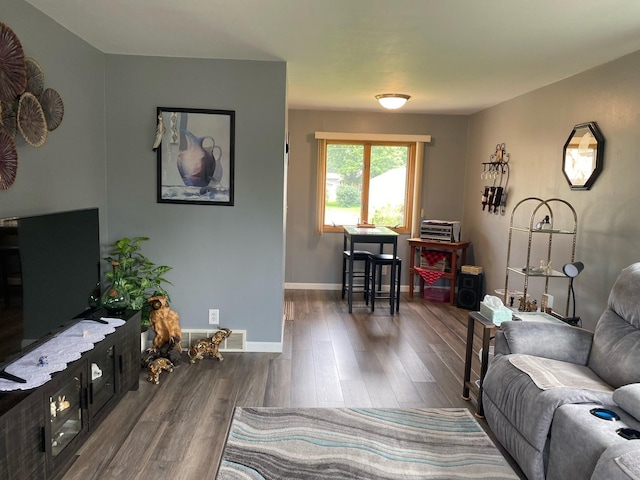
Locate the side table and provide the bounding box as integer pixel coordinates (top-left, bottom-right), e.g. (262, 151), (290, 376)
(462, 311), (497, 418)
(407, 238), (470, 305)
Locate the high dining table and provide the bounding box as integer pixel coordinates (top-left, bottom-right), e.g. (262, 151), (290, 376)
(343, 225), (399, 314)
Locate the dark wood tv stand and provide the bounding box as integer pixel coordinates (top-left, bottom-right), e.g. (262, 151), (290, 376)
(0, 309), (141, 480)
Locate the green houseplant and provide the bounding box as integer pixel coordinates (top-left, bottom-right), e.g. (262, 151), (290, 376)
(103, 236), (172, 326)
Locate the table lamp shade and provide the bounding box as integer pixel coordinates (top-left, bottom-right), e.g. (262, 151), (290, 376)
(563, 262), (584, 278)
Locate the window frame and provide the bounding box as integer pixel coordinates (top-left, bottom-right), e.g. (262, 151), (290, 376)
(315, 132), (431, 236)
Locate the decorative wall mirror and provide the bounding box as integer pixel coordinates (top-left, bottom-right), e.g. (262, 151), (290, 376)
(562, 121), (604, 190)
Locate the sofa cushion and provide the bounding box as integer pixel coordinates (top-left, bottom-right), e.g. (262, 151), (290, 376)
(608, 263), (640, 329)
(589, 263), (640, 387)
(614, 384), (640, 421)
(589, 309), (640, 388)
(499, 321), (593, 364)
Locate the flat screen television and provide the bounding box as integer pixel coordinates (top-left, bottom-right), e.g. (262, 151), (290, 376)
(0, 208), (100, 374)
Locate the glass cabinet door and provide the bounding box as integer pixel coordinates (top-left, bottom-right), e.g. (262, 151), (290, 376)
(49, 374), (83, 457)
(90, 345), (116, 416)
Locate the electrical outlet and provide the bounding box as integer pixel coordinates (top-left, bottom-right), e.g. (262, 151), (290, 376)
(208, 309), (219, 325)
(382, 265), (389, 275)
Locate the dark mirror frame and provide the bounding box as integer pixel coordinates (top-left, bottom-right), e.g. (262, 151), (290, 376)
(562, 121), (605, 190)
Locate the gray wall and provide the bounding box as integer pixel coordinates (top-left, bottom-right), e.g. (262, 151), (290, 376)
(285, 110), (469, 287)
(286, 53), (640, 332)
(0, 1), (107, 238)
(2, 1), (288, 349)
(104, 55), (287, 347)
(464, 50), (640, 331)
(6, 0), (639, 338)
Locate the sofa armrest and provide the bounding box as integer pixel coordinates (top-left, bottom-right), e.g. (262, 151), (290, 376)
(614, 384), (640, 422)
(494, 330), (510, 355)
(499, 321), (594, 364)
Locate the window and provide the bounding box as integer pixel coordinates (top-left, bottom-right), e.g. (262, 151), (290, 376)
(315, 132), (431, 235)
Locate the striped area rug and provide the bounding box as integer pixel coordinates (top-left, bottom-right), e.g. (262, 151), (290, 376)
(217, 407), (518, 479)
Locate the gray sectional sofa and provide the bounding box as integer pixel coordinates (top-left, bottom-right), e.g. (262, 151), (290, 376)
(482, 263), (640, 480)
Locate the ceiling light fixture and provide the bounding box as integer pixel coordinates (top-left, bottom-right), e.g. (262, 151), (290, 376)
(375, 93), (411, 110)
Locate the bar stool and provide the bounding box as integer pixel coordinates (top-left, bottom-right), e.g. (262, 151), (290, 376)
(368, 253), (401, 313)
(342, 250), (372, 300)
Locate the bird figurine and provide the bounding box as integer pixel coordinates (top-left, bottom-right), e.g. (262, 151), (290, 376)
(152, 113), (165, 151)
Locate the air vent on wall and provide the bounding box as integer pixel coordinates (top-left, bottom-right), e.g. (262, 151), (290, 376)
(180, 329), (246, 352)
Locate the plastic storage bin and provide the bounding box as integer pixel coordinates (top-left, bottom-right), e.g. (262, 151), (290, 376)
(423, 287), (450, 303)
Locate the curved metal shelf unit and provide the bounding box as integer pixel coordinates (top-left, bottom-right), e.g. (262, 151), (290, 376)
(503, 197), (577, 316)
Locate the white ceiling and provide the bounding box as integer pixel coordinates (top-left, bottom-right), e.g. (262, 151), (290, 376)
(24, 0), (640, 114)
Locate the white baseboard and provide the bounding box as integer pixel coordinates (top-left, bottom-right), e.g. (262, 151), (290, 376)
(245, 341), (283, 353)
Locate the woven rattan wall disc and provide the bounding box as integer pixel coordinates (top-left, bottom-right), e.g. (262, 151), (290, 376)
(0, 100), (18, 139)
(0, 130), (18, 189)
(25, 57), (45, 96)
(0, 22), (26, 103)
(17, 92), (47, 147)
(40, 88), (64, 131)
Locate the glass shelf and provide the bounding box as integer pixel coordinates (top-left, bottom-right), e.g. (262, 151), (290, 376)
(49, 375), (82, 458)
(510, 226), (575, 234)
(507, 267), (568, 278)
(90, 345), (116, 415)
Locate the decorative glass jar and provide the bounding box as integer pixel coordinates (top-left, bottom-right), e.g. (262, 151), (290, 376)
(101, 261), (130, 314)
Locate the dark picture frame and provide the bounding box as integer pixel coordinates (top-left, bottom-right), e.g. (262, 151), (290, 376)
(562, 121), (604, 191)
(156, 107), (235, 205)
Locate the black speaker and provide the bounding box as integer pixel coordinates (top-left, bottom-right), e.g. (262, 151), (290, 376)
(456, 272), (484, 310)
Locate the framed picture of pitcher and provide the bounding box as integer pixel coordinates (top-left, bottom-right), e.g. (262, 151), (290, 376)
(155, 107), (235, 205)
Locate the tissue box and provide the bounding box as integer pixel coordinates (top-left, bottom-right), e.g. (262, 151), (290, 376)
(480, 302), (513, 325)
(461, 265), (483, 275)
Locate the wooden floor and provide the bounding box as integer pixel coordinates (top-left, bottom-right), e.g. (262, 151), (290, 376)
(61, 290), (524, 480)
